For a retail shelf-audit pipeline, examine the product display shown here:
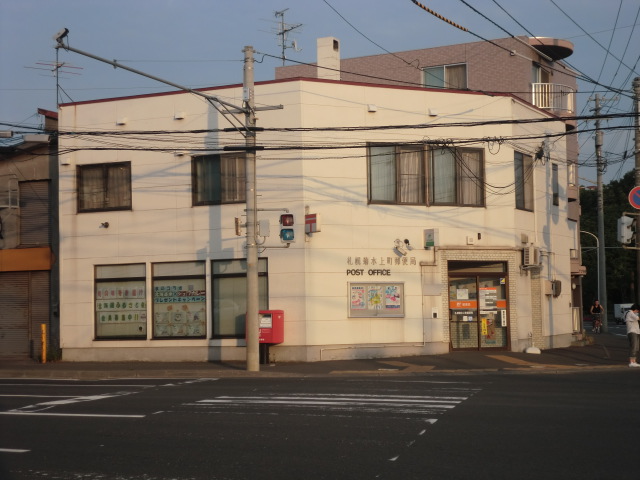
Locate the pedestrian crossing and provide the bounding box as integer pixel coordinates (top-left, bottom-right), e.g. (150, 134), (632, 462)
(189, 390), (478, 417)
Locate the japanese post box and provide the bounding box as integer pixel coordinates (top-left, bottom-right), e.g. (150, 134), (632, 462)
(258, 310), (284, 344)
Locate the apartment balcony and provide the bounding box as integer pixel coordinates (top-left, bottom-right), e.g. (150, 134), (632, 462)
(532, 83), (575, 113)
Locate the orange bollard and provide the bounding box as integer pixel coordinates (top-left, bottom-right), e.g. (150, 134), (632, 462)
(41, 324), (47, 364)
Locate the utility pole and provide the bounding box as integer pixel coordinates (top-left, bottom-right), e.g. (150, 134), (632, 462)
(634, 77), (640, 303)
(593, 94), (609, 332)
(243, 46), (260, 372)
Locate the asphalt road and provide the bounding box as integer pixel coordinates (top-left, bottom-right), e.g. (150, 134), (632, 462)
(1, 372), (639, 480)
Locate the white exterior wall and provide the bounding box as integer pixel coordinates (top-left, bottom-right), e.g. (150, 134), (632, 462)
(58, 79), (577, 362)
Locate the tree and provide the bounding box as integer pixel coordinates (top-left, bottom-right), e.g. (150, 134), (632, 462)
(580, 170), (637, 312)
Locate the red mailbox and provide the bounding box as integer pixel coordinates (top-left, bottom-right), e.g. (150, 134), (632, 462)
(258, 310), (284, 344)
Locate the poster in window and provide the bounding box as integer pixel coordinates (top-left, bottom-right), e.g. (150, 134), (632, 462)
(153, 279), (206, 338)
(351, 286), (366, 310)
(368, 285), (384, 310)
(385, 285), (401, 309)
(95, 281), (147, 338)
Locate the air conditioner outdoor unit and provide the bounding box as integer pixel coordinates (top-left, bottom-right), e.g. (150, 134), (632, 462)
(522, 246), (540, 267)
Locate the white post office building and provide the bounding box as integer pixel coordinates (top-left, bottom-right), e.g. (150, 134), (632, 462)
(58, 72), (581, 362)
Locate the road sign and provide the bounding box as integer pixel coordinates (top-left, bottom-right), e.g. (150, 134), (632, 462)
(629, 186), (640, 209)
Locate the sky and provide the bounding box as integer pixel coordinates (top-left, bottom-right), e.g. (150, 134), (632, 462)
(1, 0), (639, 184)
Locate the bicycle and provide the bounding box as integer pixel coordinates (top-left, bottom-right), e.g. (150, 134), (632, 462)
(592, 313), (602, 334)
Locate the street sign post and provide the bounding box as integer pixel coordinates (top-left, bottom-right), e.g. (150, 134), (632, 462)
(629, 186), (640, 209)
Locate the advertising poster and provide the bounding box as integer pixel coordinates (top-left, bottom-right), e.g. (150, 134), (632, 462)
(385, 285), (401, 309)
(153, 279), (206, 337)
(351, 286), (366, 310)
(349, 282), (404, 318)
(95, 281), (147, 338)
(367, 286), (384, 310)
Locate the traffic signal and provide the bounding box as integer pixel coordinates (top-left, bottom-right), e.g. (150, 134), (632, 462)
(279, 213), (295, 243)
(617, 215), (635, 244)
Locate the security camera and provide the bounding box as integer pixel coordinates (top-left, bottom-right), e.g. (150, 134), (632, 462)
(53, 28), (69, 43)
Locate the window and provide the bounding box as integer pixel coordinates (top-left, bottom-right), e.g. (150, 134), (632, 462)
(531, 63), (550, 83)
(152, 261), (206, 338)
(212, 258), (268, 338)
(514, 151), (534, 211)
(369, 145), (424, 204)
(552, 164), (559, 206)
(78, 162), (131, 212)
(95, 264), (146, 339)
(423, 64), (467, 89)
(193, 154), (245, 205)
(368, 144), (484, 207)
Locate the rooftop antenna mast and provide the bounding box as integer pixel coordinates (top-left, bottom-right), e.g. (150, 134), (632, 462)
(275, 8), (302, 66)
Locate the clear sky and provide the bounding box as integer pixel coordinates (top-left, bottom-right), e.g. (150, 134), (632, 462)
(1, 0), (638, 183)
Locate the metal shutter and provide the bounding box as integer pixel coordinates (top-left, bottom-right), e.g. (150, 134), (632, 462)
(20, 180), (50, 246)
(0, 272), (29, 357)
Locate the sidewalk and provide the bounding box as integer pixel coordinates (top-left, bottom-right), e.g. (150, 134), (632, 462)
(0, 333), (633, 380)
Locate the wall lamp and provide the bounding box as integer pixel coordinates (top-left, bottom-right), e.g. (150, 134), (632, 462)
(100, 222), (109, 229)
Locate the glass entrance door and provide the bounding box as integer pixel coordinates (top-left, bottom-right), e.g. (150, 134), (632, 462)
(478, 277), (508, 348)
(448, 262), (509, 350)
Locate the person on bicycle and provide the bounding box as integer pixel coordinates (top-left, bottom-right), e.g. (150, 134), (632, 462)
(590, 300), (603, 333)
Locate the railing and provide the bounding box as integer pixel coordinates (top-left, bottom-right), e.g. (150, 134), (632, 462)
(531, 83), (575, 113)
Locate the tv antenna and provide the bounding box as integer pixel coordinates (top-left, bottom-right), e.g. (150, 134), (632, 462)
(274, 8), (302, 66)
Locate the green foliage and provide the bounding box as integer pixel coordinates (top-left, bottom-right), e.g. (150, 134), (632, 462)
(580, 170), (637, 309)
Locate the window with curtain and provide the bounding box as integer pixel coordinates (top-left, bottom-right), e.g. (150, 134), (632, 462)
(514, 151), (534, 211)
(368, 144), (483, 207)
(423, 64), (467, 89)
(369, 145), (425, 205)
(430, 148), (483, 206)
(192, 153), (245, 205)
(211, 258), (268, 338)
(78, 162), (131, 212)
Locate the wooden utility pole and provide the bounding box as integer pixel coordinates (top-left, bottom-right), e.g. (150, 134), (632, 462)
(593, 94), (609, 331)
(634, 78), (640, 303)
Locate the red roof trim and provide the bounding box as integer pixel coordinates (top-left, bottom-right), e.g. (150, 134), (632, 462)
(37, 108), (58, 119)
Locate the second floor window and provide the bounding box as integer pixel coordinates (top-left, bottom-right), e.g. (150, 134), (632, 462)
(552, 163), (559, 206)
(78, 162), (131, 212)
(423, 64), (467, 89)
(192, 154), (245, 205)
(368, 144), (484, 207)
(514, 151), (534, 211)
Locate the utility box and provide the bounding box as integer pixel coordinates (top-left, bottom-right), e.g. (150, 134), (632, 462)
(258, 310), (284, 344)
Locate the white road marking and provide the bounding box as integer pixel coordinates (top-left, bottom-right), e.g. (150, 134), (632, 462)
(192, 391), (476, 416)
(0, 448), (30, 453)
(0, 383), (152, 388)
(1, 391), (145, 418)
(0, 411), (144, 418)
(0, 395), (75, 398)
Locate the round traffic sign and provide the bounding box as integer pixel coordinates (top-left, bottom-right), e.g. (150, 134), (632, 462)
(629, 186), (640, 209)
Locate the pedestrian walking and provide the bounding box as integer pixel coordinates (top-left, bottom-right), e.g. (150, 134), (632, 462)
(625, 304), (640, 367)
